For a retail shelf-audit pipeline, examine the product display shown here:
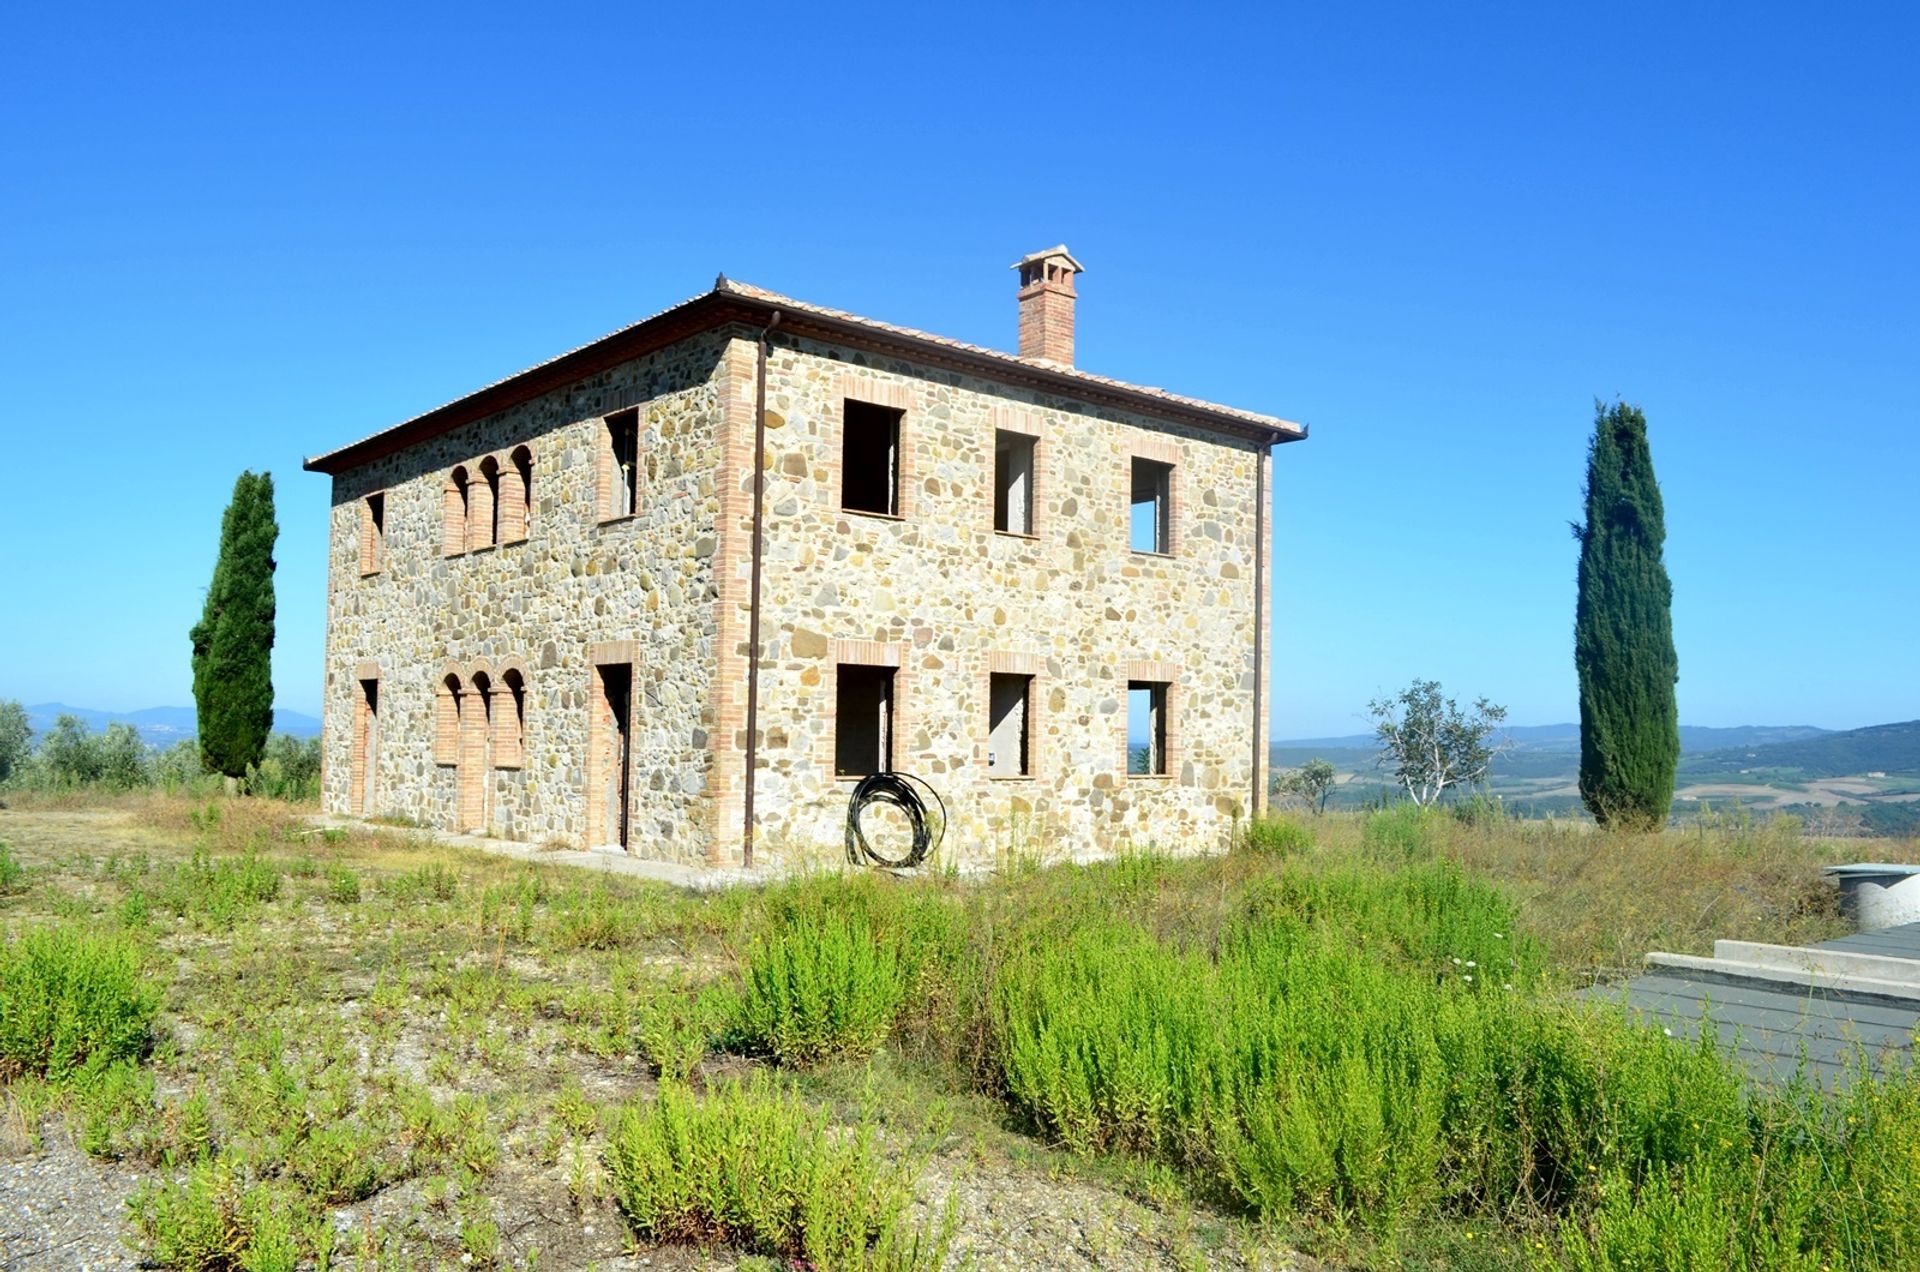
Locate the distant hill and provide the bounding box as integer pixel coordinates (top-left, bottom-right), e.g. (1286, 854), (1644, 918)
(1276, 723), (1829, 759)
(23, 703), (322, 746)
(1682, 721), (1920, 780)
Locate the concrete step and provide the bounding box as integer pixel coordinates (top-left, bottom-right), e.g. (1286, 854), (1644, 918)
(1644, 950), (1920, 1004)
(1713, 940), (1920, 986)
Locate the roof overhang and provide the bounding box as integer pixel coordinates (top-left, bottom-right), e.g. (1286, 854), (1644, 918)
(305, 283), (1306, 475)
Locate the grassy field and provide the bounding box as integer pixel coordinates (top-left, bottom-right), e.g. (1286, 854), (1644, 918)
(2, 793), (1918, 1270)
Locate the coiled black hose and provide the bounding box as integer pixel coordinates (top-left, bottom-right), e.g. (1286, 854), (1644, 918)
(844, 771), (947, 869)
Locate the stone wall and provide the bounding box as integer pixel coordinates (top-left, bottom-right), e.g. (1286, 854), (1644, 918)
(319, 324), (1271, 867)
(710, 333), (1270, 865)
(320, 332), (729, 862)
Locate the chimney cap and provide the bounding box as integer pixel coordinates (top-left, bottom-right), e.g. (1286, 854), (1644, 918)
(1011, 244), (1085, 274)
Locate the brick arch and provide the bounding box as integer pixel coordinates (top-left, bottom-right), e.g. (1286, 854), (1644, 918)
(433, 667), (465, 766)
(473, 456), (500, 550)
(443, 468), (470, 557)
(501, 446), (532, 543)
(494, 657), (529, 770)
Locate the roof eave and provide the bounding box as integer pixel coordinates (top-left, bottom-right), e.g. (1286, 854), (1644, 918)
(304, 288), (1306, 476)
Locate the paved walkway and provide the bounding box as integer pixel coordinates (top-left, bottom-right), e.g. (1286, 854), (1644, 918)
(306, 815), (783, 890)
(1581, 922), (1920, 1088)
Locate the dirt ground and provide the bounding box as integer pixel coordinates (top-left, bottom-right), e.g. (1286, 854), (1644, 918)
(0, 800), (1299, 1271)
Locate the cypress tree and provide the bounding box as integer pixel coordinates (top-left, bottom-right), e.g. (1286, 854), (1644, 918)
(1574, 401), (1679, 829)
(192, 471), (279, 779)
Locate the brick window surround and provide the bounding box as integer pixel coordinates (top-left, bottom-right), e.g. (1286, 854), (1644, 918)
(443, 468), (470, 557)
(1121, 658), (1181, 781)
(598, 409), (640, 523)
(990, 406), (1045, 540)
(982, 649), (1043, 778)
(832, 375), (916, 522)
(825, 638), (906, 778)
(359, 492), (386, 576)
(1127, 436), (1183, 558)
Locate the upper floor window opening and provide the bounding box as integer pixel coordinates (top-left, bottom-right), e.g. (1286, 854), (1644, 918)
(501, 445), (533, 543)
(601, 409), (640, 522)
(443, 468), (471, 557)
(994, 430), (1037, 536)
(359, 492), (386, 575)
(473, 456), (500, 551)
(842, 400), (901, 517)
(1130, 457), (1173, 555)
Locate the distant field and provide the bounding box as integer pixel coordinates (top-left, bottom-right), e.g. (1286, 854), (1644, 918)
(1275, 719), (1920, 834)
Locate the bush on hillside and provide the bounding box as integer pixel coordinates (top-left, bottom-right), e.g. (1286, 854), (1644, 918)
(605, 1077), (945, 1271)
(731, 908), (905, 1065)
(0, 924), (159, 1081)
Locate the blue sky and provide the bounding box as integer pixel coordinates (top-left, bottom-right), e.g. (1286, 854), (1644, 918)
(1, 3), (1913, 739)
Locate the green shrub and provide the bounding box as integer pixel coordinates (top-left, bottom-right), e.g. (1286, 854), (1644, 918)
(129, 1159), (307, 1272)
(0, 924), (158, 1081)
(732, 907), (905, 1065)
(385, 861), (458, 904)
(324, 865), (360, 904)
(0, 842), (24, 894)
(637, 981), (734, 1081)
(605, 1077), (946, 1271)
(158, 852), (281, 929)
(1361, 802), (1443, 860)
(1238, 814), (1314, 857)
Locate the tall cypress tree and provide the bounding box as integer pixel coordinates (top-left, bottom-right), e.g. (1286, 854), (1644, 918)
(1575, 401), (1679, 829)
(192, 471), (279, 779)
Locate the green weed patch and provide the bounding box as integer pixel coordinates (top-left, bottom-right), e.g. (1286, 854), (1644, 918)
(0, 923), (158, 1081)
(606, 1076), (948, 1270)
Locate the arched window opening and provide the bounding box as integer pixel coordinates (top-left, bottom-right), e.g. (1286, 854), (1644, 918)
(458, 671), (492, 832)
(472, 458), (499, 551)
(434, 673), (464, 765)
(443, 468), (470, 557)
(496, 667), (526, 768)
(359, 492), (386, 575)
(502, 446), (533, 543)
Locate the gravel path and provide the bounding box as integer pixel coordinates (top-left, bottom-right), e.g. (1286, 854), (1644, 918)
(0, 1125), (142, 1271)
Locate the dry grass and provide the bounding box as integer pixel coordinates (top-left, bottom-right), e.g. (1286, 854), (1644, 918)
(1300, 805), (1918, 983)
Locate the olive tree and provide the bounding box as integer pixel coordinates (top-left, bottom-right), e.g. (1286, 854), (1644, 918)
(1367, 680), (1509, 806)
(1277, 758), (1338, 813)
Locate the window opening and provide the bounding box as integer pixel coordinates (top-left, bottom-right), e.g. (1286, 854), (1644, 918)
(1130, 458), (1172, 554)
(994, 431), (1036, 535)
(988, 673), (1032, 775)
(842, 400), (901, 516)
(606, 409), (639, 520)
(835, 664), (896, 777)
(353, 678), (378, 815)
(1127, 680), (1169, 775)
(444, 468), (470, 556)
(361, 493), (385, 574)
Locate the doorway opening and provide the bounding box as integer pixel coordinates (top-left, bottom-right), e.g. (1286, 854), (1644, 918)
(591, 663), (634, 850)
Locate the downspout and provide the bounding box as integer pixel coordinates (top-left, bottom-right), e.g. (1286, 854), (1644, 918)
(1252, 433), (1270, 818)
(742, 311), (781, 868)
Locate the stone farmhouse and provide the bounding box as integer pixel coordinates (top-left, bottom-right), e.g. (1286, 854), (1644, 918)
(306, 248), (1305, 867)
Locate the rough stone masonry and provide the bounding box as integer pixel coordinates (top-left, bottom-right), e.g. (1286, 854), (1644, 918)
(306, 248), (1306, 867)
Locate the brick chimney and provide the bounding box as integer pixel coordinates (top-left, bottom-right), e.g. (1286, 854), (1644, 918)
(1013, 245), (1084, 365)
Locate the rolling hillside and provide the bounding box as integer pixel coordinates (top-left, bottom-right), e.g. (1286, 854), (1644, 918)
(1681, 721), (1920, 780)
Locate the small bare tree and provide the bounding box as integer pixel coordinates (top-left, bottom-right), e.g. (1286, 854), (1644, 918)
(1277, 758), (1338, 813)
(1368, 680), (1509, 806)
